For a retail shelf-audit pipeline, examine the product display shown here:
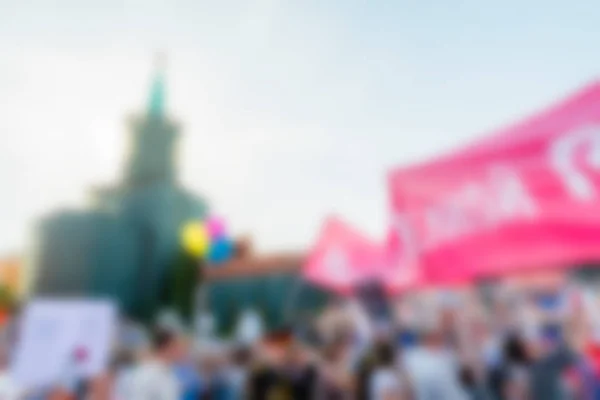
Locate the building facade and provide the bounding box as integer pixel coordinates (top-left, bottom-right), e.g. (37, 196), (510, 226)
(28, 68), (208, 321)
(204, 249), (329, 333)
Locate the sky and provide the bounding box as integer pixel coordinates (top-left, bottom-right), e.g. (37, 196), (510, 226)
(1, 0), (600, 254)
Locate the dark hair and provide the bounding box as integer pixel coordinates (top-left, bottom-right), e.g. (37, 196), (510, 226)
(459, 365), (476, 388)
(231, 346), (252, 366)
(503, 334), (530, 366)
(110, 349), (135, 371)
(374, 341), (396, 367)
(151, 328), (176, 352)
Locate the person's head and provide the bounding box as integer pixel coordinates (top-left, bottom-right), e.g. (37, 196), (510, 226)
(373, 341), (396, 368)
(88, 372), (114, 400)
(151, 327), (186, 364)
(111, 349), (136, 371)
(417, 315), (445, 349)
(459, 366), (477, 389)
(503, 334), (530, 366)
(439, 306), (457, 332)
(323, 340), (345, 364)
(282, 340), (308, 368)
(197, 350), (226, 378)
(230, 345), (253, 368)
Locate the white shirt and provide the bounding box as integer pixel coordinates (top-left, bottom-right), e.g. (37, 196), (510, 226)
(370, 368), (402, 400)
(0, 371), (23, 400)
(112, 366), (135, 400)
(128, 360), (179, 400)
(403, 347), (468, 400)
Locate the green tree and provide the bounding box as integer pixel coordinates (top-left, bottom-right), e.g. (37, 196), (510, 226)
(164, 248), (202, 326)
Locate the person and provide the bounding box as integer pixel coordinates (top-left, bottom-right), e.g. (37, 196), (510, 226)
(173, 341), (203, 400)
(247, 331), (320, 400)
(320, 332), (355, 399)
(403, 319), (468, 400)
(528, 331), (576, 400)
(356, 323), (396, 400)
(356, 343), (378, 400)
(369, 341), (404, 400)
(225, 346), (252, 399)
(110, 328), (151, 400)
(246, 340), (280, 400)
(87, 371), (116, 400)
(501, 367), (529, 400)
(277, 339), (320, 399)
(458, 364), (490, 400)
(527, 289), (591, 400)
(487, 333), (531, 400)
(0, 345), (22, 399)
(128, 327), (184, 400)
(46, 387), (77, 400)
(196, 344), (236, 400)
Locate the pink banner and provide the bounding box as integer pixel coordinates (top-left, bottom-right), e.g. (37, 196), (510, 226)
(383, 216), (423, 293)
(389, 81), (600, 284)
(303, 217), (388, 295)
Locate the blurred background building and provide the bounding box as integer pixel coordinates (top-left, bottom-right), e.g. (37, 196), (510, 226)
(27, 66), (207, 320)
(203, 242), (328, 334)
(17, 62), (328, 328)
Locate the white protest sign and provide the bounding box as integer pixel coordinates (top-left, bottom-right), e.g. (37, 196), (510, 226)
(11, 299), (117, 388)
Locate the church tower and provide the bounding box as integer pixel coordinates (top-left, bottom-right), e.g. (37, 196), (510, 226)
(29, 59), (208, 321)
(125, 58), (179, 185)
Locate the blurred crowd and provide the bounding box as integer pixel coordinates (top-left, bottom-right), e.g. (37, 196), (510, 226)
(1, 278), (600, 400)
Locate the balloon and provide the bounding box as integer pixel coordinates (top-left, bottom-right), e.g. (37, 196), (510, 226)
(208, 237), (234, 264)
(206, 216), (227, 240)
(181, 222), (210, 258)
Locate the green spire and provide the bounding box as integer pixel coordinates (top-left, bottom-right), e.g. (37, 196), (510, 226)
(148, 53), (166, 117)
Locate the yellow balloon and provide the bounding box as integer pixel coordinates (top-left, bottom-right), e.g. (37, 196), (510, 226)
(181, 222), (210, 257)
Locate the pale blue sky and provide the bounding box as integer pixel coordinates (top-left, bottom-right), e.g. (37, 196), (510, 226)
(1, 0), (599, 253)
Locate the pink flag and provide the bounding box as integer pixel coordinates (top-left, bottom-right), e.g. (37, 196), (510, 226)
(303, 217), (389, 295)
(389, 81), (600, 284)
(383, 216), (423, 293)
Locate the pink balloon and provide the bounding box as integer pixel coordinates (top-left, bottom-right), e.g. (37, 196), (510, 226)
(206, 216), (227, 239)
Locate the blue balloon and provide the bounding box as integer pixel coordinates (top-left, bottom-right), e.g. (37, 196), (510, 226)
(208, 237), (233, 265)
